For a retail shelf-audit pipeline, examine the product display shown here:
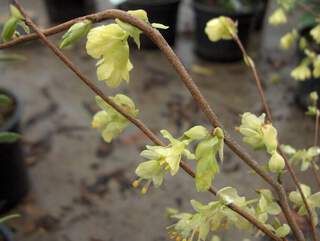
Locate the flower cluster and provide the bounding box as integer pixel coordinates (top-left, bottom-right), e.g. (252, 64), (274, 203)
(91, 94), (139, 143)
(1, 5), (29, 42)
(167, 187), (289, 241)
(133, 126), (224, 193)
(85, 10), (168, 88)
(237, 112), (285, 173)
(289, 184), (320, 224)
(281, 144), (320, 171)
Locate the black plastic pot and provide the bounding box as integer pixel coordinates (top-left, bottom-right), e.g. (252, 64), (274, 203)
(192, 0), (256, 62)
(254, 0), (269, 31)
(118, 0), (181, 49)
(44, 0), (96, 23)
(0, 89), (29, 214)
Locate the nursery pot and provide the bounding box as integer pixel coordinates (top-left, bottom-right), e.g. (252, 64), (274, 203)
(0, 89), (29, 214)
(254, 0), (269, 31)
(192, 0), (256, 62)
(295, 26), (320, 110)
(118, 0), (181, 49)
(44, 0), (96, 23)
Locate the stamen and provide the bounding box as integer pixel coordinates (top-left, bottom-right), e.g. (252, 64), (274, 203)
(160, 159), (166, 166)
(141, 180), (151, 194)
(132, 178), (142, 188)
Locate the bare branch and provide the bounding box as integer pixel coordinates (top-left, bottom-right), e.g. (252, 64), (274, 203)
(10, 2), (282, 240)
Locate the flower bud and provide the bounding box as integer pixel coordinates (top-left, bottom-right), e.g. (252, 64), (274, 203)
(60, 20), (92, 49)
(213, 127), (224, 139)
(310, 91), (319, 103)
(268, 152), (285, 173)
(10, 5), (24, 20)
(1, 17), (19, 42)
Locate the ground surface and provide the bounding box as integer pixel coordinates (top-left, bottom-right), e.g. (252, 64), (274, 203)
(0, 1), (317, 241)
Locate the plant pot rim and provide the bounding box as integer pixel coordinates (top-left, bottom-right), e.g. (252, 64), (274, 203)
(119, 0), (181, 6)
(192, 0), (257, 16)
(0, 88), (21, 132)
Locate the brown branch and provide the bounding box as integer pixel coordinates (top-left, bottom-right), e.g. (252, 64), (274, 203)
(5, 4), (301, 240)
(233, 34), (313, 241)
(0, 10), (282, 195)
(311, 112), (320, 188)
(0, 7), (279, 195)
(11, 2), (281, 240)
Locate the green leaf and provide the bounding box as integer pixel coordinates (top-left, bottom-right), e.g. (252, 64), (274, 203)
(299, 12), (316, 29)
(0, 132), (20, 143)
(0, 94), (12, 106)
(195, 137), (219, 192)
(1, 17), (19, 42)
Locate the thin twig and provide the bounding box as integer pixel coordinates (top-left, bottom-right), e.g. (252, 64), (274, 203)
(5, 4), (302, 240)
(0, 8), (280, 195)
(311, 111), (320, 188)
(11, 2), (281, 240)
(233, 34), (314, 241)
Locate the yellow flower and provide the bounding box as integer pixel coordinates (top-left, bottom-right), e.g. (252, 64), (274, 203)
(280, 30), (297, 49)
(86, 24), (133, 88)
(291, 64), (311, 81)
(116, 9), (149, 48)
(205, 16), (237, 42)
(91, 111), (110, 129)
(92, 94), (139, 143)
(311, 25), (320, 44)
(299, 37), (308, 50)
(268, 8), (287, 26)
(313, 57), (320, 78)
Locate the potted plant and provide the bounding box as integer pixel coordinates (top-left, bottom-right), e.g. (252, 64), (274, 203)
(3, 3), (320, 241)
(192, 0), (258, 61)
(295, 26), (320, 110)
(117, 0), (181, 49)
(0, 90), (29, 214)
(268, 1), (320, 110)
(44, 0), (96, 23)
